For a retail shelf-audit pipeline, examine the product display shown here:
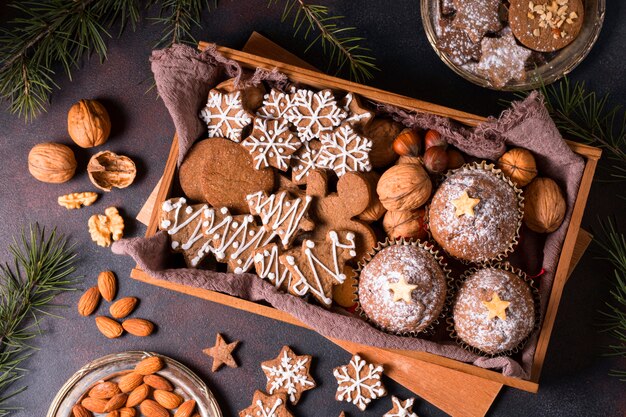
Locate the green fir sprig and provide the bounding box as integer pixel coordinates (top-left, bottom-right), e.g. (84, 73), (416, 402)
(149, 0), (215, 48)
(0, 224), (80, 416)
(268, 0), (379, 82)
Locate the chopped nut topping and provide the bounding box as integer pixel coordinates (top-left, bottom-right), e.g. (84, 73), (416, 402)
(527, 0), (577, 35)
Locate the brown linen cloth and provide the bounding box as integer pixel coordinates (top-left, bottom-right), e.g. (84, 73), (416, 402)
(113, 44), (585, 379)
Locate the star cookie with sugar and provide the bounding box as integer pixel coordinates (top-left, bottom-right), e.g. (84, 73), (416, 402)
(261, 346), (316, 405)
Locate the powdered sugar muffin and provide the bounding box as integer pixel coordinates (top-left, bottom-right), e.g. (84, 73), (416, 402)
(357, 241), (448, 334)
(428, 163), (522, 263)
(452, 266), (536, 355)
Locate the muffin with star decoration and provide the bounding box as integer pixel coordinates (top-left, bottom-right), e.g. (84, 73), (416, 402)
(428, 161), (523, 263)
(356, 239), (451, 335)
(451, 264), (537, 355)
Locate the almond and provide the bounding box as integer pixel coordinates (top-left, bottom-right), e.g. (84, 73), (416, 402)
(78, 287), (101, 316)
(105, 412), (120, 417)
(98, 270), (117, 301)
(174, 399), (196, 417)
(95, 316), (123, 338)
(104, 392), (128, 412)
(109, 297), (138, 319)
(88, 381), (120, 399)
(81, 397), (108, 413)
(153, 389), (183, 409)
(134, 356), (163, 375)
(122, 318), (154, 337)
(118, 372), (144, 392)
(118, 408), (137, 417)
(143, 374), (173, 391)
(140, 399), (169, 417)
(126, 383), (150, 407)
(72, 404), (93, 417)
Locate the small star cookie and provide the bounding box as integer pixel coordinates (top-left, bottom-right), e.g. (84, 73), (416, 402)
(241, 118), (302, 171)
(203, 333), (240, 372)
(482, 292), (511, 320)
(451, 190), (481, 217)
(387, 276), (418, 304)
(452, 0), (503, 43)
(477, 29), (532, 88)
(383, 396), (419, 417)
(239, 391), (293, 417)
(261, 346), (316, 405)
(200, 89), (254, 142)
(333, 354), (387, 411)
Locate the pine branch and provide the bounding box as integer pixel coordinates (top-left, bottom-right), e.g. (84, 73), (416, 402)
(149, 0), (215, 48)
(268, 0), (378, 83)
(0, 0), (140, 121)
(0, 224), (80, 415)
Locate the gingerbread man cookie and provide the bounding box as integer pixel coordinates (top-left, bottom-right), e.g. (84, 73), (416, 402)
(280, 230), (357, 307)
(305, 169), (377, 261)
(200, 89), (254, 142)
(241, 118), (302, 171)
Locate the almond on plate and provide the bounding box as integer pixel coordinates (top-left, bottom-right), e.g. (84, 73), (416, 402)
(139, 399), (169, 417)
(88, 381), (120, 399)
(143, 374), (173, 391)
(153, 389), (184, 409)
(126, 383), (150, 407)
(174, 399), (197, 417)
(134, 356), (163, 375)
(118, 372), (144, 393)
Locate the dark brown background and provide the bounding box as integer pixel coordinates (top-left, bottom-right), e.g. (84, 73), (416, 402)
(0, 1), (624, 416)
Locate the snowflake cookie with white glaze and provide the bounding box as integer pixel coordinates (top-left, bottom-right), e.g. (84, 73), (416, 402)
(286, 89), (347, 142)
(318, 123), (373, 176)
(383, 396), (419, 417)
(333, 354), (387, 411)
(290, 139), (324, 185)
(239, 391), (293, 417)
(261, 346), (316, 405)
(241, 118), (302, 171)
(257, 88), (294, 120)
(200, 89), (253, 142)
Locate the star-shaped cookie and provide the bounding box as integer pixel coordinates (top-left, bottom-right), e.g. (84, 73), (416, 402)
(261, 346), (316, 405)
(452, 0), (502, 43)
(451, 190), (480, 217)
(387, 276), (418, 304)
(239, 391), (293, 417)
(482, 292), (511, 320)
(203, 333), (240, 372)
(476, 29), (532, 88)
(383, 396), (419, 417)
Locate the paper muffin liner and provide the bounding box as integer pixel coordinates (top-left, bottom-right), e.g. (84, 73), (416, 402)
(426, 160), (525, 265)
(353, 237), (455, 338)
(446, 262), (541, 358)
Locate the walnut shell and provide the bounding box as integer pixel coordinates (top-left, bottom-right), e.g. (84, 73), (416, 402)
(497, 148), (537, 187)
(357, 171), (387, 222)
(68, 99), (111, 148)
(362, 118), (403, 168)
(87, 151), (136, 192)
(383, 209), (427, 240)
(377, 163), (432, 211)
(28, 142), (77, 183)
(523, 177), (566, 233)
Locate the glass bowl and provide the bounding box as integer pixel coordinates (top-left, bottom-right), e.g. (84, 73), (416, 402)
(421, 0), (606, 91)
(46, 351), (222, 417)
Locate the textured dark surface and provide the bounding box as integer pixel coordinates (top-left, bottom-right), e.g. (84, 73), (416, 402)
(0, 1), (625, 416)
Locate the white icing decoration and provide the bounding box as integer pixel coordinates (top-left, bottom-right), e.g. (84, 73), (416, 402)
(254, 244), (293, 291)
(247, 191), (312, 247)
(290, 140), (324, 183)
(199, 90), (252, 142)
(243, 397), (284, 417)
(241, 118), (301, 171)
(261, 348), (315, 404)
(383, 397), (418, 417)
(343, 93), (373, 125)
(333, 354), (386, 411)
(286, 89), (347, 142)
(318, 124), (372, 176)
(160, 199), (209, 258)
(257, 89), (293, 119)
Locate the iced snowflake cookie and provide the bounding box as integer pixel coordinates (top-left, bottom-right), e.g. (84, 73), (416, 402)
(257, 89), (294, 120)
(476, 29), (533, 88)
(247, 190), (315, 249)
(200, 89), (253, 142)
(241, 118), (302, 171)
(261, 346), (316, 405)
(384, 396), (419, 417)
(341, 93), (374, 127)
(333, 354), (387, 411)
(254, 243), (294, 292)
(290, 140), (324, 185)
(286, 89), (347, 142)
(279, 230), (357, 307)
(452, 0), (502, 43)
(239, 391), (293, 417)
(319, 123), (373, 176)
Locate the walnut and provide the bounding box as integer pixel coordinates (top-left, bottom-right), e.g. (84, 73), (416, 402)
(28, 142), (77, 183)
(497, 148), (537, 187)
(67, 99), (111, 148)
(357, 171), (387, 222)
(88, 207), (124, 247)
(362, 118), (403, 168)
(58, 192), (98, 209)
(377, 163), (432, 211)
(523, 177), (566, 233)
(87, 151), (136, 192)
(383, 208), (427, 240)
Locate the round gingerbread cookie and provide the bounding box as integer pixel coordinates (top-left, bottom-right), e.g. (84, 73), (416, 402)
(509, 0), (584, 52)
(179, 138), (275, 213)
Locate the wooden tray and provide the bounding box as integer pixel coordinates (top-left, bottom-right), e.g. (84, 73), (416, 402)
(132, 34), (600, 416)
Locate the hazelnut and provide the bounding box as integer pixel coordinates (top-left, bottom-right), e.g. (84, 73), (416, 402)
(446, 148), (466, 169)
(424, 129), (446, 150)
(362, 118), (403, 168)
(383, 209), (427, 241)
(497, 148), (538, 187)
(423, 146), (448, 173)
(67, 99), (111, 148)
(392, 129), (422, 157)
(28, 142), (77, 183)
(377, 163), (432, 211)
(87, 151), (137, 192)
(523, 177), (566, 233)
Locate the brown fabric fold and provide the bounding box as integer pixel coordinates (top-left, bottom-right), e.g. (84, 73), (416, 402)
(114, 44), (585, 379)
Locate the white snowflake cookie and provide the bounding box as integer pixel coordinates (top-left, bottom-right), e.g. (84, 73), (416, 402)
(200, 89), (253, 142)
(286, 89), (347, 142)
(333, 354), (387, 411)
(261, 346), (316, 405)
(257, 89), (294, 120)
(241, 118), (302, 171)
(383, 396), (419, 417)
(318, 123), (373, 176)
